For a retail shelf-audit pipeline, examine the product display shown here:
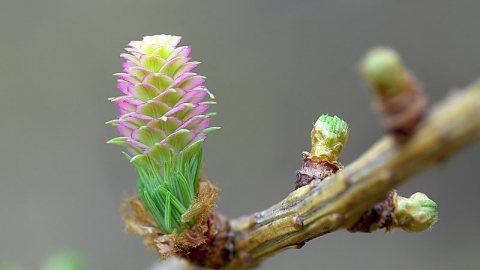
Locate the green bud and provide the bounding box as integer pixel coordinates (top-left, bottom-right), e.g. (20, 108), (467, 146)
(311, 114), (349, 161)
(395, 192), (438, 232)
(361, 47), (405, 97)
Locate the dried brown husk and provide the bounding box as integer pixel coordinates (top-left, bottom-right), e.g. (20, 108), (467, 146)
(122, 176), (234, 268)
(295, 152), (343, 190)
(347, 190), (397, 233)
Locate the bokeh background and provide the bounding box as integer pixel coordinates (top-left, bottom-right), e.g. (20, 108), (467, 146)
(1, 1), (480, 269)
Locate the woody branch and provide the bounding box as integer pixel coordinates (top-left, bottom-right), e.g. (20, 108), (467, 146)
(116, 41), (480, 269)
(153, 79), (480, 270)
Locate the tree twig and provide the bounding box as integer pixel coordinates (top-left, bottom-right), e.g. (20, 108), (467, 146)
(223, 81), (480, 269)
(149, 81), (480, 270)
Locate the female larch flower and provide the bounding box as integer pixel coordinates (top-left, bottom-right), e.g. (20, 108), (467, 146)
(107, 35), (218, 234)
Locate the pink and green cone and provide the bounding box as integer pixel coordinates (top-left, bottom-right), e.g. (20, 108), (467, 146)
(107, 35), (219, 234)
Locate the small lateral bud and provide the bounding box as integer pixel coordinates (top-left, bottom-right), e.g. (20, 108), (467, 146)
(348, 191), (437, 233)
(295, 115), (348, 190)
(361, 47), (405, 98)
(360, 47), (428, 142)
(311, 114), (349, 162)
(395, 192), (438, 232)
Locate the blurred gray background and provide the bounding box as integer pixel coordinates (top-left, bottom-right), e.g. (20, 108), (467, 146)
(1, 1), (480, 269)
